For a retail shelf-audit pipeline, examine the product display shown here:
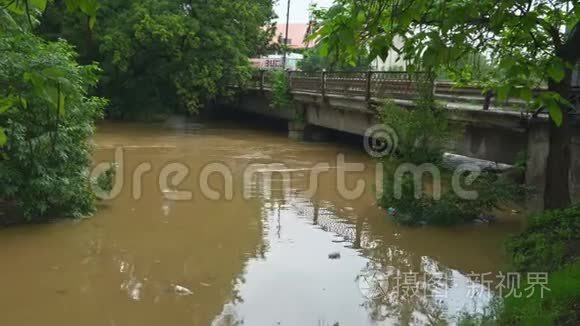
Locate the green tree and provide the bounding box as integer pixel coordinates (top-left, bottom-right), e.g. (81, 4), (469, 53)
(0, 0), (99, 145)
(1, 1), (107, 221)
(39, 0), (276, 119)
(313, 0), (580, 209)
(299, 46), (372, 71)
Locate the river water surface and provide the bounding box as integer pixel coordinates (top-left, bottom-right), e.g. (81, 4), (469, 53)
(0, 120), (522, 325)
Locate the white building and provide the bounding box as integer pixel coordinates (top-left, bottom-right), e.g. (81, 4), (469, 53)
(370, 36), (407, 71)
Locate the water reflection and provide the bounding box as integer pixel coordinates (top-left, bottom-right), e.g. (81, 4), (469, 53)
(212, 192), (502, 325)
(0, 121), (521, 326)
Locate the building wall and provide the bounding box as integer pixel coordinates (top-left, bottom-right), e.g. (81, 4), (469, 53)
(250, 54), (304, 70)
(371, 36), (407, 71)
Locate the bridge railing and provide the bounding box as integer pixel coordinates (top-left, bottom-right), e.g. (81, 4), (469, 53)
(256, 70), (428, 100)
(251, 70), (580, 111)
(289, 71), (323, 93)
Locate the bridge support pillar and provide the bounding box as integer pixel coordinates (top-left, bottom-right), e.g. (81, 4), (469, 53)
(288, 104), (308, 141)
(288, 121), (306, 141)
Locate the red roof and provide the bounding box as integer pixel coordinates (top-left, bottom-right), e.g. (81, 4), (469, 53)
(273, 23), (316, 49)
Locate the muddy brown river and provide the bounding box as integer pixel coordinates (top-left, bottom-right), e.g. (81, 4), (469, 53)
(0, 120), (523, 325)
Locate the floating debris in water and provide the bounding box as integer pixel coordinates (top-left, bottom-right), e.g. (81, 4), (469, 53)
(328, 252), (341, 260)
(173, 285), (194, 296)
(387, 207), (397, 216)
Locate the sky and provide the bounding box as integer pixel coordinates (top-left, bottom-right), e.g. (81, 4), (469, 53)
(274, 0), (334, 23)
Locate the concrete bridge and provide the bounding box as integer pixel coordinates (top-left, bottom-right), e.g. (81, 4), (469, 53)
(222, 71), (580, 199)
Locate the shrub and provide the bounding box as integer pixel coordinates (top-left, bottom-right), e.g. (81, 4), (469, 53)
(0, 29), (106, 221)
(94, 164), (117, 195)
(506, 206), (580, 273)
(270, 70), (293, 111)
(380, 168), (524, 226)
(500, 261), (580, 325)
(498, 207), (580, 325)
(380, 99), (451, 165)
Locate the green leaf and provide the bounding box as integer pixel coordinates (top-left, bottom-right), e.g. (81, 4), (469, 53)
(0, 127), (6, 146)
(0, 96), (16, 113)
(64, 0), (79, 11)
(519, 87), (533, 102)
(547, 101), (562, 126)
(23, 71), (44, 90)
(89, 15), (96, 29)
(30, 0), (47, 11)
(20, 97), (28, 109)
(547, 61), (565, 83)
(6, 1), (25, 14)
(319, 42), (330, 57)
(356, 11), (365, 24)
(79, 0), (98, 17)
(497, 84), (511, 101)
(422, 46), (438, 67)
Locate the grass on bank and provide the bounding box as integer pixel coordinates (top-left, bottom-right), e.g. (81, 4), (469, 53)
(458, 206), (580, 325)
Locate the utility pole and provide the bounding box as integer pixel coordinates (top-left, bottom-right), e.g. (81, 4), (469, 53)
(282, 0), (291, 70)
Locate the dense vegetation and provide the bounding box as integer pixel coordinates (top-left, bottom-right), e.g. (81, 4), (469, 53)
(0, 0), (108, 222)
(270, 70), (293, 111)
(501, 207), (580, 324)
(379, 99), (449, 165)
(508, 206), (580, 273)
(39, 0), (275, 120)
(299, 46), (372, 72)
(382, 169), (523, 226)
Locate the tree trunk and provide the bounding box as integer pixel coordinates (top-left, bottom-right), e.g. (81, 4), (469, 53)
(544, 72), (573, 209)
